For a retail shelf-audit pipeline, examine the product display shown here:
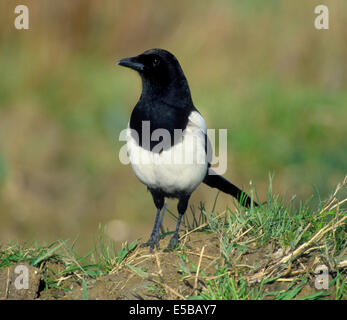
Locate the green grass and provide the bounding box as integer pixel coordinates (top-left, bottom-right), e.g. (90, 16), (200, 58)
(173, 176), (346, 300)
(0, 176), (345, 299)
(196, 276), (330, 300)
(0, 229), (137, 294)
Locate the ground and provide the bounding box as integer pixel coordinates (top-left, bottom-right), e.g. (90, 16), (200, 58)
(0, 231), (345, 300)
(0, 177), (346, 300)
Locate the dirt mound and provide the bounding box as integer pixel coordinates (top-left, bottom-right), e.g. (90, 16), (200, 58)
(41, 232), (221, 300)
(1, 230), (342, 300)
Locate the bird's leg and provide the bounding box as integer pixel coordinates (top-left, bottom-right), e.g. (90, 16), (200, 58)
(167, 195), (190, 250)
(166, 213), (183, 250)
(141, 191), (164, 252)
(140, 207), (162, 252)
(159, 202), (168, 234)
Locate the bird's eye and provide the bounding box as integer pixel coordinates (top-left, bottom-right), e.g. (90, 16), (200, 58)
(152, 58), (160, 67)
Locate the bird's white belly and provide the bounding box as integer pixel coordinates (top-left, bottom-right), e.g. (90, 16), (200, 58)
(126, 124), (208, 195)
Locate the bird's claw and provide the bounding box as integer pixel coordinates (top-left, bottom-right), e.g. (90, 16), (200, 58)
(140, 232), (160, 252)
(165, 233), (179, 251)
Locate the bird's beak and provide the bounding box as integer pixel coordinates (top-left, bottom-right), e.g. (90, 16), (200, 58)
(116, 56), (144, 72)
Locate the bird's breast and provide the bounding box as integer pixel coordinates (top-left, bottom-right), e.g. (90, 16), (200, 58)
(126, 111), (208, 196)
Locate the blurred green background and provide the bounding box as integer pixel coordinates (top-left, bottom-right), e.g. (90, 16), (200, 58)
(0, 1), (346, 254)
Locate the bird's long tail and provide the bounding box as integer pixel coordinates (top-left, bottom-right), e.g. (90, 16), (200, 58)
(203, 170), (258, 208)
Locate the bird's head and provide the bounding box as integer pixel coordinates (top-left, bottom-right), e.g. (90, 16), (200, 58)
(117, 49), (192, 106)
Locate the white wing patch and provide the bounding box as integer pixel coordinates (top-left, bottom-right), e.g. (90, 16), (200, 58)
(187, 111), (207, 134)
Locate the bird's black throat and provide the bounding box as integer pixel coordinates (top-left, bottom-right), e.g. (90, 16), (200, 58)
(129, 99), (195, 152)
(129, 70), (196, 152)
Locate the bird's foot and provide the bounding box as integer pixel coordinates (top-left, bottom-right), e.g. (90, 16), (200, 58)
(140, 231), (161, 252)
(165, 233), (179, 251)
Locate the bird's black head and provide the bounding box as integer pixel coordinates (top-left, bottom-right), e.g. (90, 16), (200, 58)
(117, 49), (193, 108)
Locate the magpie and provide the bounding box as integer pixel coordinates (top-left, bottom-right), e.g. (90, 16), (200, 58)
(117, 48), (258, 252)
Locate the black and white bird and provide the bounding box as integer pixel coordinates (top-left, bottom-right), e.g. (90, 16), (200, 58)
(117, 48), (258, 252)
